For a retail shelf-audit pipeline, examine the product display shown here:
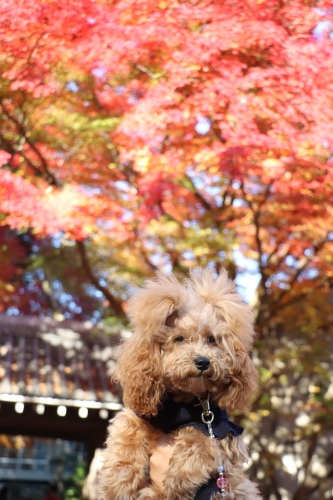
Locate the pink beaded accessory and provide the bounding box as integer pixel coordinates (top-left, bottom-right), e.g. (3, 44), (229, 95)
(216, 465), (228, 496)
(200, 398), (229, 498)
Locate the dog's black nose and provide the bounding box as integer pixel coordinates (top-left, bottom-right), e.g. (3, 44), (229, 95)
(195, 356), (210, 371)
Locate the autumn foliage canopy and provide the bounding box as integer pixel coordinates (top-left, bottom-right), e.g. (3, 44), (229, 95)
(1, 1), (333, 498)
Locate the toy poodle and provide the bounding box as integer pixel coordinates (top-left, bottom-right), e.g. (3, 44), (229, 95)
(100, 268), (261, 500)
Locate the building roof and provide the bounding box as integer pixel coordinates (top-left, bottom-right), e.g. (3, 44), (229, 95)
(0, 314), (124, 411)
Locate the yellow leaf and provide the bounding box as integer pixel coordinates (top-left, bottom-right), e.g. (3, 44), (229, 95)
(249, 412), (260, 422)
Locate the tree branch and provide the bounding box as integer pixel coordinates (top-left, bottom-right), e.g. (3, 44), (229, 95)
(76, 240), (125, 318)
(0, 132), (52, 181)
(292, 432), (319, 500)
(0, 100), (59, 186)
(274, 237), (329, 307)
(241, 181), (274, 294)
(183, 173), (213, 211)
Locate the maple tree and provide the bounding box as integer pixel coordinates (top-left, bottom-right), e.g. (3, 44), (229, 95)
(1, 0), (333, 498)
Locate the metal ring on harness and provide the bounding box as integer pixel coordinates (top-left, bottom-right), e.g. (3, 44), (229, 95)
(201, 410), (214, 424)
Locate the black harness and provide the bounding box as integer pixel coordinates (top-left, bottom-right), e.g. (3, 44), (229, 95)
(143, 394), (244, 438)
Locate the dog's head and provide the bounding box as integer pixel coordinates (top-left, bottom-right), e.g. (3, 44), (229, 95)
(115, 268), (258, 417)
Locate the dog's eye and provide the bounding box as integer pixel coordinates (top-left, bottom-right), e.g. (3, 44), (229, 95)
(207, 336), (216, 344)
(174, 336), (185, 343)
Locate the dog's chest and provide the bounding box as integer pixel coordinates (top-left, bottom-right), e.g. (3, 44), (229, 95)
(148, 425), (210, 458)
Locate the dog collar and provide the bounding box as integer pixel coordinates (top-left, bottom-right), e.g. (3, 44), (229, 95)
(142, 394), (244, 439)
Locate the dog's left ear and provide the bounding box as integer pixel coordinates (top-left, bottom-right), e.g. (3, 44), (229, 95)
(127, 272), (187, 339)
(114, 272), (187, 416)
(217, 351), (258, 413)
(114, 332), (164, 416)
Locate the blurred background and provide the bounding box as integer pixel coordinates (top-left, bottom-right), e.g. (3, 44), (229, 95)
(0, 1), (333, 499)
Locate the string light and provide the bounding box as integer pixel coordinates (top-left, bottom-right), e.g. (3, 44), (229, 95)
(57, 405), (67, 417)
(99, 409), (109, 419)
(15, 402), (24, 413)
(78, 407), (88, 418)
(36, 404), (45, 415)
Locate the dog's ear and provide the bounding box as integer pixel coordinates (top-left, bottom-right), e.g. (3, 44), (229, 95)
(188, 267), (255, 351)
(216, 351), (258, 413)
(114, 272), (187, 416)
(127, 272), (187, 339)
(114, 332), (164, 416)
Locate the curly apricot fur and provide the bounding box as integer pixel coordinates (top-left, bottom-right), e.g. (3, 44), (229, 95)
(100, 268), (262, 500)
